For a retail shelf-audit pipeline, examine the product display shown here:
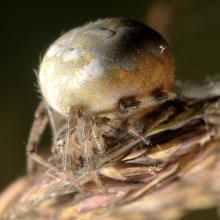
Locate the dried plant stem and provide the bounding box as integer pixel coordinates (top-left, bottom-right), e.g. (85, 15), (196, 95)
(1, 95), (220, 220)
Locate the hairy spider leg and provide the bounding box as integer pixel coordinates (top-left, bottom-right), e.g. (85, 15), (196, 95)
(82, 114), (108, 194)
(63, 106), (86, 194)
(94, 117), (150, 145)
(94, 120), (119, 139)
(26, 102), (85, 193)
(26, 101), (60, 179)
(92, 123), (106, 154)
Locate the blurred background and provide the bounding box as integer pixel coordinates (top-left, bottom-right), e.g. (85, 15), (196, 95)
(1, 0), (220, 219)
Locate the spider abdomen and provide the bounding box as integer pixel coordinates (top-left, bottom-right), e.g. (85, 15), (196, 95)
(39, 18), (174, 119)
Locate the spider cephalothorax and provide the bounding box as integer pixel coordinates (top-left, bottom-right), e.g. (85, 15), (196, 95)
(27, 18), (175, 193)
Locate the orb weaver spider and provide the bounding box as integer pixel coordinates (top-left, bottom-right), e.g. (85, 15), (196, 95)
(26, 18), (176, 194)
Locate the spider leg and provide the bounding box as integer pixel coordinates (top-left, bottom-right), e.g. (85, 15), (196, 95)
(52, 125), (66, 166)
(26, 101), (60, 179)
(119, 92), (177, 114)
(63, 105), (85, 194)
(47, 104), (67, 166)
(45, 103), (65, 137)
(95, 117), (149, 145)
(94, 118), (118, 139)
(92, 123), (106, 154)
(82, 114), (108, 194)
(27, 103), (85, 193)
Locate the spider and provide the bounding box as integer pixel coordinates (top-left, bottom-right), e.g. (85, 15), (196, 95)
(26, 18), (176, 194)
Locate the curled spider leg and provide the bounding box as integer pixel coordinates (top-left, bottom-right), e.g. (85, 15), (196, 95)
(94, 118), (119, 139)
(26, 101), (60, 179)
(82, 114), (108, 194)
(92, 123), (106, 154)
(63, 106), (85, 194)
(119, 92), (177, 114)
(95, 117), (150, 145)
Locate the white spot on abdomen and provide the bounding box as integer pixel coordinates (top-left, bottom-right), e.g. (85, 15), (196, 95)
(72, 78), (78, 87)
(84, 29), (113, 38)
(48, 63), (55, 75)
(56, 51), (62, 57)
(62, 49), (82, 62)
(39, 71), (46, 84)
(68, 74), (73, 80)
(79, 59), (104, 85)
(159, 45), (166, 54)
(54, 78), (59, 87)
(62, 76), (68, 85)
(46, 44), (61, 57)
(81, 59), (103, 77)
(47, 77), (58, 111)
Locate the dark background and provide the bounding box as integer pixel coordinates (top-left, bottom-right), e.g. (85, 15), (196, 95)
(1, 0), (220, 219)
